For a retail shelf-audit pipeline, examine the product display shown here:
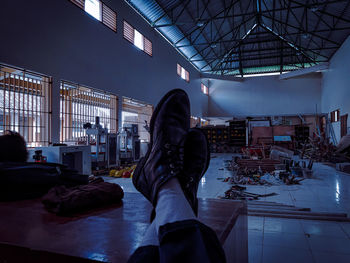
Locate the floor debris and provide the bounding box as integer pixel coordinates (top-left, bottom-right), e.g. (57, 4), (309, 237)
(300, 137), (349, 163)
(225, 155), (312, 185)
(220, 185), (277, 200)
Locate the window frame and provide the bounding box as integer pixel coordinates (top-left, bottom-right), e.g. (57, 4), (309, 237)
(176, 63), (189, 83)
(123, 20), (153, 57)
(201, 83), (209, 95)
(59, 80), (118, 144)
(69, 0), (117, 32)
(330, 109), (340, 123)
(0, 64), (52, 147)
(84, 0), (102, 21)
(122, 97), (153, 143)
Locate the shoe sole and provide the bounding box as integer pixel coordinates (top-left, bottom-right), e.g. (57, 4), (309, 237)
(133, 89), (188, 199)
(185, 128), (210, 215)
(191, 128), (210, 176)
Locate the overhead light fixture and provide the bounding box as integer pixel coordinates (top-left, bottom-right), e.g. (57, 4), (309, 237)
(197, 21), (204, 27)
(243, 72), (282, 77)
(310, 6), (319, 12)
(302, 33), (310, 39)
(210, 43), (217, 48)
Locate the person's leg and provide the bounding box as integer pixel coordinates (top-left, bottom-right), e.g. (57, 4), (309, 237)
(129, 90), (225, 262)
(140, 221), (159, 247)
(127, 222), (159, 263)
(153, 177), (226, 263)
(154, 177), (195, 231)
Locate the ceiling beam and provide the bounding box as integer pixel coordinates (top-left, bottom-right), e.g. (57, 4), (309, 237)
(175, 25), (350, 48)
(289, 0), (350, 24)
(190, 15), (256, 60)
(152, 0), (349, 27)
(260, 23), (317, 63)
(201, 62), (322, 73)
(173, 0), (211, 45)
(200, 73), (244, 82)
(153, 0), (240, 28)
(225, 53), (308, 63)
(151, 1), (186, 26)
(262, 15), (341, 46)
(209, 23), (258, 71)
(189, 46), (337, 61)
(324, 0), (350, 49)
(305, 1), (329, 52)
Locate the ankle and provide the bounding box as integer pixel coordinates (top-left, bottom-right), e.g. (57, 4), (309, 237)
(158, 177), (183, 196)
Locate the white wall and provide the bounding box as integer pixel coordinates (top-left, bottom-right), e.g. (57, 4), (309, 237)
(207, 75), (322, 117)
(0, 0), (207, 142)
(322, 35), (350, 142)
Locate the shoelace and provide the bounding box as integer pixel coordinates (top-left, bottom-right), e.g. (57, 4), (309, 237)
(164, 143), (185, 176)
(165, 142), (198, 189)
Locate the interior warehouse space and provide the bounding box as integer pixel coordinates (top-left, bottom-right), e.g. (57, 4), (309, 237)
(1, 0), (350, 262)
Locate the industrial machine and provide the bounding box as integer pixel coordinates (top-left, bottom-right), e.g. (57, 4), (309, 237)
(84, 117), (109, 171)
(27, 145), (92, 175)
(107, 133), (119, 168)
(119, 124), (140, 163)
(84, 117), (119, 171)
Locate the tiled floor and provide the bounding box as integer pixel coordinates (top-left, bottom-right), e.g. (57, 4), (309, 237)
(105, 153), (350, 263)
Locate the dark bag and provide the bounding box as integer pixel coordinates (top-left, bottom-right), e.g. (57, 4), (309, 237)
(0, 162), (88, 201)
(42, 178), (124, 215)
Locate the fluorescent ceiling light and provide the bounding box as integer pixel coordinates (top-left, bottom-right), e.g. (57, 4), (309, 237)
(243, 72), (290, 77)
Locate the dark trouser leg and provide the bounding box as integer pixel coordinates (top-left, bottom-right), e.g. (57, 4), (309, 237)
(128, 219), (226, 263)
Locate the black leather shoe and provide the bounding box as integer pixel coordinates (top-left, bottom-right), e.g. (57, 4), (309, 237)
(133, 89), (190, 206)
(179, 128), (210, 216)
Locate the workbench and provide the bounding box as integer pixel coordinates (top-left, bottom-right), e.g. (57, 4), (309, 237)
(0, 193), (247, 263)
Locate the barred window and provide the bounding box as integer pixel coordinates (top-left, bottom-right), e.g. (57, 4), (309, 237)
(60, 81), (118, 144)
(0, 64), (52, 147)
(122, 97), (153, 142)
(123, 21), (153, 57)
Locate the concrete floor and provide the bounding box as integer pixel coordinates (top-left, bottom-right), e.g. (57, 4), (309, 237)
(105, 153), (350, 263)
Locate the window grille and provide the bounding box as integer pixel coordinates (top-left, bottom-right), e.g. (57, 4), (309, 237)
(102, 3), (117, 32)
(185, 70), (190, 82)
(123, 21), (134, 43)
(70, 0), (84, 9)
(177, 64), (181, 76)
(122, 97), (153, 142)
(0, 64), (52, 147)
(60, 81), (118, 144)
(144, 37), (153, 56)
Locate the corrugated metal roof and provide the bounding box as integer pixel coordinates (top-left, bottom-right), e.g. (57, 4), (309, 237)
(125, 0), (210, 72)
(126, 0), (350, 76)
